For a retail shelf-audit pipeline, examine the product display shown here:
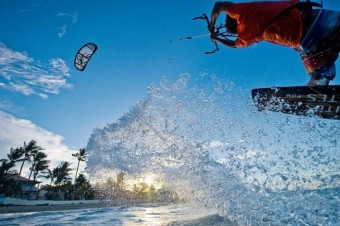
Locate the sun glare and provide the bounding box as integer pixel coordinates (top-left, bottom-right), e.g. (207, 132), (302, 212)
(144, 175), (154, 186)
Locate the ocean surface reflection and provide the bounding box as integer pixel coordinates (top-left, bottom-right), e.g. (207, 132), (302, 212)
(0, 204), (235, 226)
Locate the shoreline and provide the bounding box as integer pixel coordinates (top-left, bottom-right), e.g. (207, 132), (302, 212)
(0, 203), (238, 226)
(0, 202), (112, 214)
(0, 201), (177, 214)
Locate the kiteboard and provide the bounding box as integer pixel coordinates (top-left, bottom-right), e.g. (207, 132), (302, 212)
(251, 85), (340, 120)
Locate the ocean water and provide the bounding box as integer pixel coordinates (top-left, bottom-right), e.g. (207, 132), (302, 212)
(86, 74), (339, 225)
(0, 204), (234, 226)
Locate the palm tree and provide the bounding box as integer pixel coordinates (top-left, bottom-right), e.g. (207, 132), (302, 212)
(115, 172), (126, 192)
(54, 161), (72, 200)
(42, 169), (56, 186)
(72, 148), (86, 199)
(72, 149), (86, 184)
(0, 158), (19, 197)
(31, 156), (50, 200)
(77, 183), (92, 200)
(0, 159), (18, 196)
(33, 157), (50, 182)
(6, 147), (24, 197)
(25, 151), (48, 199)
(0, 159), (15, 175)
(113, 172), (127, 203)
(7, 148), (24, 168)
(7, 147), (25, 181)
(15, 140), (43, 196)
(26, 152), (47, 181)
(41, 168), (57, 200)
(54, 161), (72, 186)
(0, 159), (14, 186)
(1, 148), (23, 197)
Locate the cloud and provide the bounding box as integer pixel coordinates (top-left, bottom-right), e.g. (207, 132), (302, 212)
(0, 43), (72, 98)
(56, 12), (78, 38)
(0, 111), (84, 182)
(0, 100), (21, 114)
(58, 25), (67, 38)
(57, 12), (78, 24)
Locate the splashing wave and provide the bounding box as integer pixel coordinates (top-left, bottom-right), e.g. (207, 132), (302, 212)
(87, 74), (339, 225)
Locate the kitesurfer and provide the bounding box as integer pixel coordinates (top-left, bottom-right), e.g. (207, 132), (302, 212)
(208, 1), (340, 86)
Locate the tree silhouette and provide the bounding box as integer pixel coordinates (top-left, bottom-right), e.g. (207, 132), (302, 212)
(25, 151), (49, 199)
(53, 161), (72, 200)
(14, 140), (43, 197)
(72, 148), (86, 199)
(7, 148), (24, 171)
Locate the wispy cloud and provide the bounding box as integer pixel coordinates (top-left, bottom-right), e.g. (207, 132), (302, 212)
(56, 12), (78, 38)
(0, 100), (21, 114)
(58, 25), (67, 38)
(0, 43), (72, 98)
(57, 12), (78, 24)
(0, 111), (84, 180)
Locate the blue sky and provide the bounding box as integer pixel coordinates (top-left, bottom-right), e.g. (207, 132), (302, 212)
(1, 0), (340, 175)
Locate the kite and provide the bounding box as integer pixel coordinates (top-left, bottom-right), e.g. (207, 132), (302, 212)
(74, 43), (98, 71)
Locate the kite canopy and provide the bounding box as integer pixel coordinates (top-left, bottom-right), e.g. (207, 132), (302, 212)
(74, 43), (98, 71)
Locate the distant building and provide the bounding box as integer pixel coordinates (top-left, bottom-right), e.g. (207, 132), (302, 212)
(6, 175), (42, 199)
